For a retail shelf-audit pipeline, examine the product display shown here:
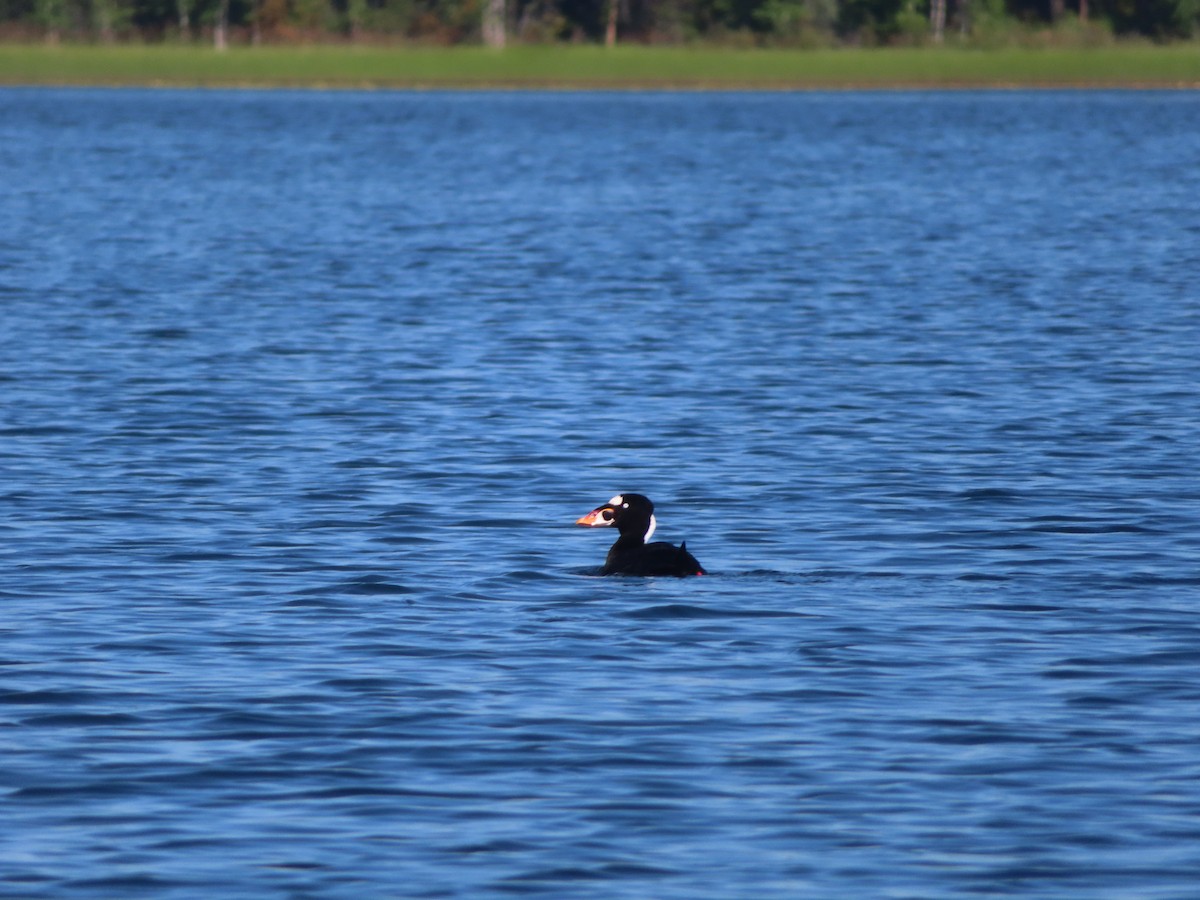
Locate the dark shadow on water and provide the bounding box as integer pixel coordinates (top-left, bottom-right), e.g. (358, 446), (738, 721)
(293, 576), (415, 596)
(567, 567), (824, 580)
(565, 566), (901, 583)
(621, 603), (815, 619)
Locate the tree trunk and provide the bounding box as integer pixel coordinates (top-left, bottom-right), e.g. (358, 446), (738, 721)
(929, 0), (945, 42)
(482, 0), (505, 47)
(214, 0), (229, 50)
(604, 0), (618, 46)
(95, 0), (115, 42)
(1078, 0), (1088, 22)
(177, 0), (190, 38)
(1049, 0), (1064, 20)
(251, 0), (261, 45)
(347, 0), (366, 41)
(38, 0), (64, 40)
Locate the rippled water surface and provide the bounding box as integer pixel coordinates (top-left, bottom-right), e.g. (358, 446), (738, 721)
(2, 88), (1200, 898)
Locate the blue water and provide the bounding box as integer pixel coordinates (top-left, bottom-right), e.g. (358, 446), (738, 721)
(2, 87), (1199, 898)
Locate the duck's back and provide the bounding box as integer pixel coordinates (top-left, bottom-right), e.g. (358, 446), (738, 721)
(603, 541), (705, 577)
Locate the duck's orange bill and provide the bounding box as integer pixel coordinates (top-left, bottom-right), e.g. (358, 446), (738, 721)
(575, 508), (612, 527)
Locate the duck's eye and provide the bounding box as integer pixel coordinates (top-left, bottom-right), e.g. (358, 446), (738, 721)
(621, 502), (629, 509)
(601, 509), (614, 521)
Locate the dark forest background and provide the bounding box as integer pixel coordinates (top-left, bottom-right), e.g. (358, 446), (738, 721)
(3, 0), (1197, 51)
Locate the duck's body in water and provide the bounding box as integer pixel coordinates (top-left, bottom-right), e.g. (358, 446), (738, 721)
(576, 493), (705, 577)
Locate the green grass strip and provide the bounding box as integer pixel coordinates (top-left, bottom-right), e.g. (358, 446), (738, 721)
(2, 43), (1200, 89)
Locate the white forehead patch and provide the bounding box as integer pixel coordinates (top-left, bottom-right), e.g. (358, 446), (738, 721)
(609, 494), (625, 506)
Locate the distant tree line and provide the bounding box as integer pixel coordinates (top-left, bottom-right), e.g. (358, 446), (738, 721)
(2, 0), (1198, 47)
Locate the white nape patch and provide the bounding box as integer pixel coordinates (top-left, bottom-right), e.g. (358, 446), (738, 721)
(644, 514), (657, 543)
(609, 494), (625, 506)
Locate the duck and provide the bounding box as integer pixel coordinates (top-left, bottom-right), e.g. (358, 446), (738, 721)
(575, 493), (705, 577)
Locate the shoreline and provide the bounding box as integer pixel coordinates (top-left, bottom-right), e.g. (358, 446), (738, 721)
(3, 44), (1200, 90)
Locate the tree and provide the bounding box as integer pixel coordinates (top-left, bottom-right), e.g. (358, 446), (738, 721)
(346, 0), (367, 38)
(482, 0), (505, 44)
(93, 0), (118, 39)
(36, 0), (66, 40)
(214, 0), (229, 47)
(837, 0), (906, 40)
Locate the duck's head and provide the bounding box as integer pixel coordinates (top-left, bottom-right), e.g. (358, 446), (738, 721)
(575, 493), (657, 542)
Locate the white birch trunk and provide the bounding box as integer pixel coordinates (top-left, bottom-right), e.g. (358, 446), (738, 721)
(95, 0), (115, 42)
(482, 0), (505, 47)
(930, 0), (945, 42)
(214, 0), (229, 50)
(177, 0), (190, 38)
